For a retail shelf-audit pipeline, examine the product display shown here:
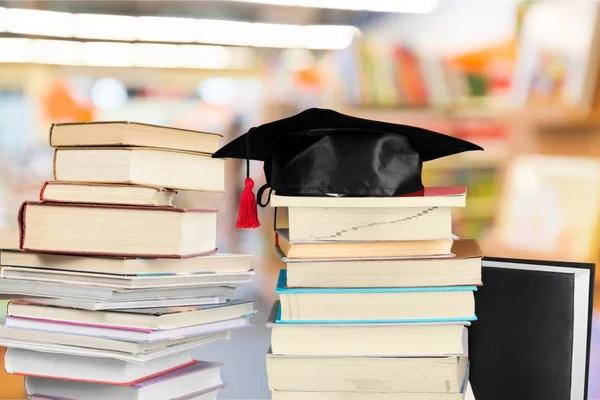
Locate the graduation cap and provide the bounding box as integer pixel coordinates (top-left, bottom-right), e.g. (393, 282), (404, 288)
(212, 108), (483, 229)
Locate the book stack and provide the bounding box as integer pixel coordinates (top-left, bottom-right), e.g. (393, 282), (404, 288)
(266, 187), (482, 400)
(0, 121), (255, 400)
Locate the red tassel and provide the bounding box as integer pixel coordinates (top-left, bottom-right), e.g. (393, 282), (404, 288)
(236, 178), (261, 229)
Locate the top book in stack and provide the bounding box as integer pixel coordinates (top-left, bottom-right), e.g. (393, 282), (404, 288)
(50, 121), (224, 192)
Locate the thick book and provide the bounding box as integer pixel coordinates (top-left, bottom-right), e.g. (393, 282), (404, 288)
(53, 147), (225, 192)
(286, 205), (452, 242)
(276, 229), (453, 259)
(18, 202), (217, 258)
(286, 239), (482, 288)
(267, 353), (469, 393)
(7, 300), (255, 330)
(0, 279), (235, 303)
(267, 302), (468, 356)
(469, 257), (595, 400)
(0, 325), (228, 355)
(49, 121), (222, 155)
(0, 267), (253, 289)
(276, 270), (476, 323)
(0, 249), (251, 275)
(26, 362), (223, 400)
(40, 181), (177, 206)
(5, 347), (195, 384)
(6, 315), (251, 343)
(271, 186), (467, 208)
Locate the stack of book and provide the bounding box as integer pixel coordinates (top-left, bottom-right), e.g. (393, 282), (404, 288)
(266, 187), (482, 400)
(0, 121), (255, 400)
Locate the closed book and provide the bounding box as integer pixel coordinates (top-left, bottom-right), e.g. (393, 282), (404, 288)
(6, 315), (251, 343)
(0, 267), (253, 289)
(18, 202), (217, 258)
(40, 182), (176, 206)
(0, 330), (227, 364)
(0, 250), (251, 275)
(0, 280), (235, 302)
(286, 205), (452, 242)
(49, 121), (222, 155)
(276, 270), (476, 323)
(286, 239), (482, 288)
(266, 353), (469, 393)
(271, 186), (467, 208)
(26, 362), (224, 400)
(18, 296), (231, 312)
(469, 258), (595, 400)
(53, 147), (224, 192)
(268, 302), (468, 356)
(276, 229), (453, 260)
(0, 325), (228, 355)
(8, 300), (255, 330)
(5, 347), (195, 384)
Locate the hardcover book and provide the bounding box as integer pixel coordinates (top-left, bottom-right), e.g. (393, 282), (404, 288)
(469, 258), (595, 400)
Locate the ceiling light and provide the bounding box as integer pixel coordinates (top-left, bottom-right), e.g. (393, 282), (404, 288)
(5, 8), (73, 37)
(222, 0), (439, 13)
(136, 16), (197, 43)
(80, 42), (135, 67)
(0, 38), (242, 69)
(31, 39), (80, 65)
(0, 38), (32, 62)
(0, 7), (359, 49)
(73, 13), (137, 41)
(178, 45), (232, 69)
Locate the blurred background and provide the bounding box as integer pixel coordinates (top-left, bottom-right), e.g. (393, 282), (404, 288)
(0, 0), (600, 398)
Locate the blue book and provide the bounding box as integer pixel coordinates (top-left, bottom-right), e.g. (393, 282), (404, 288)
(276, 269), (477, 324)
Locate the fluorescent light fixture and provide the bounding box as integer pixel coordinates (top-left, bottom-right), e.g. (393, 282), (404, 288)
(0, 38), (32, 62)
(223, 0), (439, 13)
(31, 39), (80, 65)
(73, 13), (137, 41)
(0, 38), (237, 69)
(4, 8), (73, 37)
(178, 45), (232, 69)
(0, 7), (358, 49)
(80, 42), (135, 67)
(136, 16), (197, 43)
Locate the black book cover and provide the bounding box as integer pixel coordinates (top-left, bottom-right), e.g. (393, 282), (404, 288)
(469, 257), (594, 400)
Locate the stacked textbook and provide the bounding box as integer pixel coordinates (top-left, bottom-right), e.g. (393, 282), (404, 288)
(266, 187), (482, 400)
(0, 121), (255, 400)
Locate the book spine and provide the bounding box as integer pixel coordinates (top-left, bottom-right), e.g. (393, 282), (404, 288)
(52, 150), (58, 180)
(39, 182), (50, 201)
(48, 124), (56, 147)
(17, 202), (28, 250)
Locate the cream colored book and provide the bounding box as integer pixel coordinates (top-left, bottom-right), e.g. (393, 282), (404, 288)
(8, 300), (255, 330)
(18, 202), (217, 258)
(276, 271), (476, 322)
(288, 206), (452, 242)
(40, 181), (176, 206)
(266, 354), (468, 393)
(285, 240), (481, 288)
(276, 229), (453, 259)
(268, 302), (469, 356)
(53, 147), (225, 192)
(50, 121), (222, 154)
(0, 250), (251, 275)
(271, 186), (466, 208)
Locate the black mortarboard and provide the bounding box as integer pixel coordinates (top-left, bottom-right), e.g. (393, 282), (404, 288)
(213, 108), (483, 228)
